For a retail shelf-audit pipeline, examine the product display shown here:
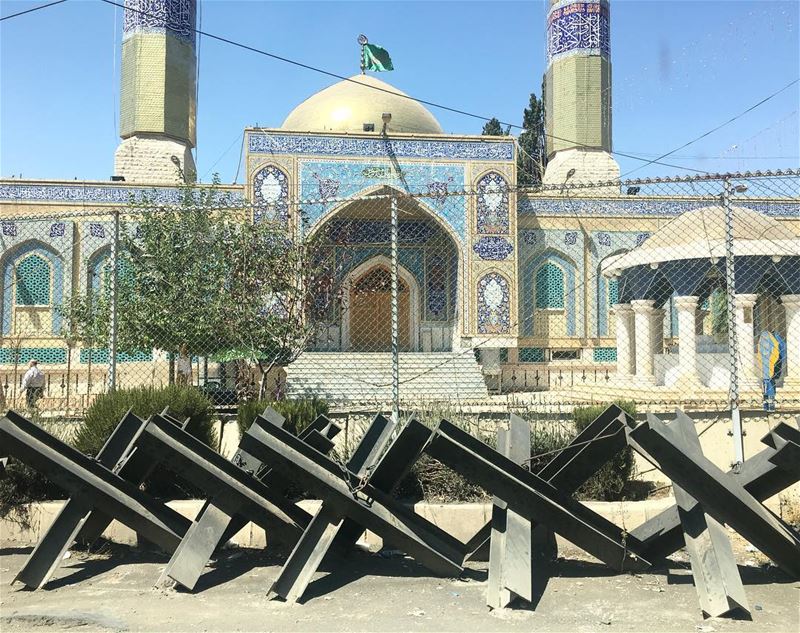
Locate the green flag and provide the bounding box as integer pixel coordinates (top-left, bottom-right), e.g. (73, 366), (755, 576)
(363, 43), (394, 72)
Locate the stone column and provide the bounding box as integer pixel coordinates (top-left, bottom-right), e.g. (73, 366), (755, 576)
(733, 294), (759, 390)
(613, 303), (635, 378)
(631, 299), (656, 384)
(780, 294), (800, 388)
(674, 296), (704, 388)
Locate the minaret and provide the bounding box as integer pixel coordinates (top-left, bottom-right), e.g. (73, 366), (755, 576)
(542, 0), (620, 187)
(113, 0), (197, 184)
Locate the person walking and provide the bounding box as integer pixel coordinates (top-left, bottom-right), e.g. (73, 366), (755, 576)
(21, 359), (45, 409)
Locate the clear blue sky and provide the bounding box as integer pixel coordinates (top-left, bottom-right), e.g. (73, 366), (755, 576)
(1, 0), (798, 183)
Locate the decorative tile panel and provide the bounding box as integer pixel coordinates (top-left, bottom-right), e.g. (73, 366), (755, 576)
(123, 0), (196, 46)
(564, 231), (578, 245)
(519, 347), (546, 363)
(593, 347), (617, 362)
(425, 253), (449, 321)
(49, 222), (65, 237)
(547, 0), (610, 64)
(299, 160), (466, 241)
(0, 182), (243, 206)
(2, 221), (17, 237)
(517, 196), (799, 219)
(324, 220), (433, 244)
(253, 165), (289, 222)
(0, 347), (67, 365)
(636, 232), (650, 247)
(476, 172), (509, 234)
(249, 133), (514, 161)
(473, 236), (514, 261)
(477, 272), (510, 335)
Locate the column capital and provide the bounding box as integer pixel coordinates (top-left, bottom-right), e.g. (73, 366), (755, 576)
(673, 295), (700, 310)
(780, 294), (800, 310)
(612, 303), (633, 314)
(631, 299), (656, 313)
(733, 293), (759, 308)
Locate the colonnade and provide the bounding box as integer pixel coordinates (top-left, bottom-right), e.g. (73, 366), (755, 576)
(612, 294), (800, 390)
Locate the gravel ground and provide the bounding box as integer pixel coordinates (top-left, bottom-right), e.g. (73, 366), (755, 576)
(1, 540), (798, 633)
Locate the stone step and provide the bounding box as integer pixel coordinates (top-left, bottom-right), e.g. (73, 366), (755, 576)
(285, 352), (489, 403)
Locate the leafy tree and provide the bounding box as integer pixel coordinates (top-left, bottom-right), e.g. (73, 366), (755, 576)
(517, 89), (547, 187)
(60, 178), (334, 399)
(481, 117), (505, 136)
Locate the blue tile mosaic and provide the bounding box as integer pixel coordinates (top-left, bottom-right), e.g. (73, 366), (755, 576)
(519, 347), (546, 363)
(517, 196), (799, 219)
(253, 165), (289, 222)
(564, 231), (578, 245)
(299, 160), (467, 241)
(49, 222), (65, 238)
(593, 347), (617, 362)
(0, 347), (67, 365)
(476, 172), (510, 235)
(477, 272), (510, 335)
(547, 0), (610, 65)
(324, 220), (434, 244)
(0, 183), (243, 206)
(249, 133), (514, 162)
(123, 0), (196, 46)
(2, 221), (16, 237)
(473, 236), (514, 261)
(521, 230), (537, 245)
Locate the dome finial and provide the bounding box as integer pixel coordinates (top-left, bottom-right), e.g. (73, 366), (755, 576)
(358, 34), (369, 75)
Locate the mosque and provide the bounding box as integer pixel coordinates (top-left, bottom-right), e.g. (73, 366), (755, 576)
(1, 0), (798, 407)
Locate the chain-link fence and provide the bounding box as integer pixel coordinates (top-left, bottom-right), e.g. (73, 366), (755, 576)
(1, 170), (798, 424)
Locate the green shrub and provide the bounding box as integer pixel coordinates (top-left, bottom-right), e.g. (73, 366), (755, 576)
(72, 386), (217, 499)
(73, 385), (216, 455)
(236, 397), (328, 437)
(572, 401), (636, 501)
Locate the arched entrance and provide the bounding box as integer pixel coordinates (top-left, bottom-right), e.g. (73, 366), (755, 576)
(342, 256), (420, 351)
(308, 190), (459, 353)
(351, 266), (408, 351)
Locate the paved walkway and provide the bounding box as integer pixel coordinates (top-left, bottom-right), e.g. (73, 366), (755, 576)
(1, 544), (797, 632)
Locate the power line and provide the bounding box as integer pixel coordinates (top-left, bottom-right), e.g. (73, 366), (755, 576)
(0, 0), (68, 22)
(622, 78), (800, 177)
(98, 0), (714, 176)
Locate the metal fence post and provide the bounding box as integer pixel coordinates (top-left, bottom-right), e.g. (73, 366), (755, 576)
(390, 195), (400, 426)
(722, 177), (744, 468)
(107, 208), (120, 392)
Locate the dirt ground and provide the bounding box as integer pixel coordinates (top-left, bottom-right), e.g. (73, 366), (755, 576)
(1, 539), (798, 633)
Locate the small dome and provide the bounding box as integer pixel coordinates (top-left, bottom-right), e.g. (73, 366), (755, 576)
(282, 74), (444, 135)
(603, 205), (800, 274)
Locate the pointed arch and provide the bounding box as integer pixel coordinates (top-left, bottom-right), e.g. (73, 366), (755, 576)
(1, 239), (64, 335)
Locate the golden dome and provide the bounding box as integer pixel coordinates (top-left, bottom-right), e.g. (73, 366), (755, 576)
(281, 74), (444, 135)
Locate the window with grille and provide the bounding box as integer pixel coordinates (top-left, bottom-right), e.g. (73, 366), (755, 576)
(15, 254), (51, 306)
(535, 262), (564, 309)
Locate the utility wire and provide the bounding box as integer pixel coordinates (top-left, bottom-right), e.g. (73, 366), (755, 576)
(99, 0), (726, 176)
(0, 0), (67, 22)
(622, 78), (800, 177)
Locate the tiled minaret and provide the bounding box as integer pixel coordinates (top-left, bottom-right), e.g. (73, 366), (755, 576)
(114, 0), (197, 183)
(542, 0), (620, 187)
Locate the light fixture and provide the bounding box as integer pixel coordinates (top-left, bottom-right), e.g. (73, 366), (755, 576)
(734, 184), (748, 193)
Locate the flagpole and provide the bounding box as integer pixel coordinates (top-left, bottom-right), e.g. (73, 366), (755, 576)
(358, 34), (368, 74)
